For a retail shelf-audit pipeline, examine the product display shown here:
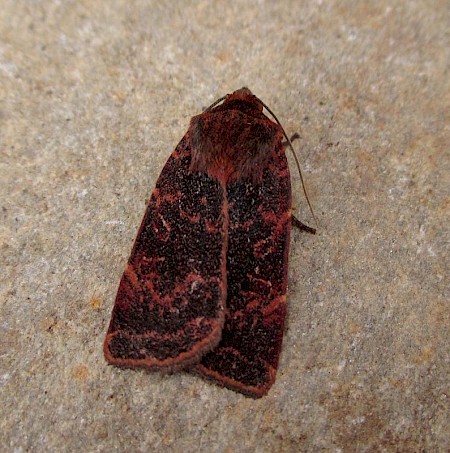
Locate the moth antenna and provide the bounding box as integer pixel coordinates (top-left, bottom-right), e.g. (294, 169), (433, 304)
(204, 95), (227, 111)
(260, 100), (318, 228)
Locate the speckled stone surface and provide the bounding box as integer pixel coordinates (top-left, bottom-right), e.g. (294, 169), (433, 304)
(1, 1), (448, 452)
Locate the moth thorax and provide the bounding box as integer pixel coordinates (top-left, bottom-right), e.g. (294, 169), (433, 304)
(189, 114), (282, 183)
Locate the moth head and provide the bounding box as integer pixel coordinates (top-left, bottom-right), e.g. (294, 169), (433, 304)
(223, 87), (264, 113)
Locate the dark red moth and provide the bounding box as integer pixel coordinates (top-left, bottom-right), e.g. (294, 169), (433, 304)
(104, 87), (313, 397)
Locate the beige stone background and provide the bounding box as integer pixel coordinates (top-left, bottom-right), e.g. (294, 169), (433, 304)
(1, 1), (448, 452)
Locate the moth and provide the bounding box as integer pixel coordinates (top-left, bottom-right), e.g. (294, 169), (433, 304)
(104, 87), (315, 397)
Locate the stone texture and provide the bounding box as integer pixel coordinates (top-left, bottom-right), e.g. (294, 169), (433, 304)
(0, 1), (448, 452)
